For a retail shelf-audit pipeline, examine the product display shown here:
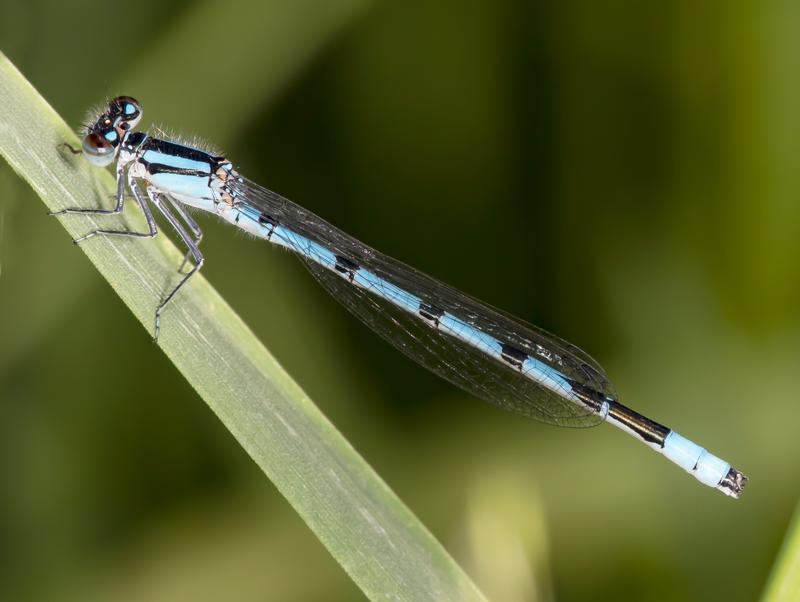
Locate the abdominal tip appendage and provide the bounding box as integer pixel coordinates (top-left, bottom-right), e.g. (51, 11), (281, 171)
(717, 467), (748, 499)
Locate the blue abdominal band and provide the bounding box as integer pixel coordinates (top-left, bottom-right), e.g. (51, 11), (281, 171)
(266, 225), (579, 401)
(662, 431), (730, 486)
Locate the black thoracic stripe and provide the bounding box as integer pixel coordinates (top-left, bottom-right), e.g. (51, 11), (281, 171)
(258, 214), (277, 238)
(148, 138), (221, 164)
(146, 163), (209, 177)
(500, 343), (527, 370)
(335, 255), (359, 280)
(418, 303), (444, 327)
(124, 132), (148, 150)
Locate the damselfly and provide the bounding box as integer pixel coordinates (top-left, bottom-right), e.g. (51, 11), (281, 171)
(54, 97), (747, 498)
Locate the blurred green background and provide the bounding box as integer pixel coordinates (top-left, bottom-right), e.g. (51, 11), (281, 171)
(1, 1), (799, 600)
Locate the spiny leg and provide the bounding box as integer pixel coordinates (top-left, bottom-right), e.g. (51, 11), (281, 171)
(72, 169), (157, 243)
(147, 188), (204, 341)
(166, 196), (203, 273)
(50, 160), (128, 217)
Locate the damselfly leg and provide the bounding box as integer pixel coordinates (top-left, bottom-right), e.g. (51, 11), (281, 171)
(51, 145), (204, 340)
(146, 187), (204, 341)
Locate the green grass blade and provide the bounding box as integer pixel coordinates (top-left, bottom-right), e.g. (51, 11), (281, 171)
(0, 52), (487, 602)
(762, 502), (800, 602)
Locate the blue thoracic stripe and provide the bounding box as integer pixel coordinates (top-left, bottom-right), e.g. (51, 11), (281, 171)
(137, 140), (219, 202)
(141, 149), (211, 174)
(143, 138), (219, 169)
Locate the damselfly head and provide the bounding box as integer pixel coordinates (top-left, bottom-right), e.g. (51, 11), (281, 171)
(81, 96), (142, 167)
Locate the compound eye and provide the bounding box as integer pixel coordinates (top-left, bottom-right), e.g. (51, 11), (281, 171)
(113, 95), (141, 128)
(82, 132), (116, 166)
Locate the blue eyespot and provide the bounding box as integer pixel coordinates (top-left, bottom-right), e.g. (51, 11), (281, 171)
(111, 95), (142, 129)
